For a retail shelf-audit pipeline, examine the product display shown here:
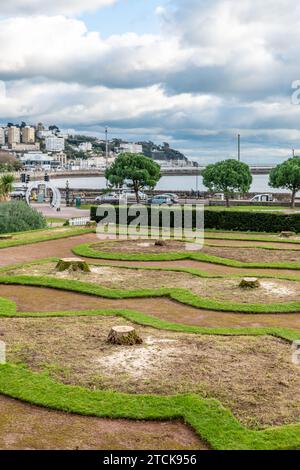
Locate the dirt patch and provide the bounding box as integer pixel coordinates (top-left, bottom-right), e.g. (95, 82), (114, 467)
(1, 315), (300, 429)
(1, 284), (300, 332)
(203, 246), (300, 264)
(10, 262), (300, 304)
(93, 239), (197, 254)
(0, 232), (98, 267)
(0, 396), (205, 450)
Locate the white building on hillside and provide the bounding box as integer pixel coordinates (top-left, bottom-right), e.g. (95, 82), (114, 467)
(79, 142), (92, 152)
(118, 143), (143, 154)
(36, 129), (54, 139)
(45, 136), (65, 152)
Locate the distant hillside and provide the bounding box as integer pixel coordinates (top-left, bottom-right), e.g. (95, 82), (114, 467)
(137, 141), (189, 163)
(67, 136), (192, 164)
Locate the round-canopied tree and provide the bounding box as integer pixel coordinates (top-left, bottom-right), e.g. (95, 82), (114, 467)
(105, 153), (161, 203)
(269, 157), (300, 208)
(201, 159), (252, 207)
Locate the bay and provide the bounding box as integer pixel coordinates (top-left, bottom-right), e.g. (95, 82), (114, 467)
(52, 174), (298, 195)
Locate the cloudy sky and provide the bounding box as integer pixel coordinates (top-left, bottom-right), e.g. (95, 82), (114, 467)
(0, 0), (300, 164)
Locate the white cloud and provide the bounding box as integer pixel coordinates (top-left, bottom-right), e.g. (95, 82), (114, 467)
(1, 0), (300, 160)
(0, 0), (116, 16)
(0, 16), (187, 87)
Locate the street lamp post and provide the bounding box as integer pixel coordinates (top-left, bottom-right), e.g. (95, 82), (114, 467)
(238, 134), (241, 162)
(65, 179), (70, 207)
(105, 127), (109, 187)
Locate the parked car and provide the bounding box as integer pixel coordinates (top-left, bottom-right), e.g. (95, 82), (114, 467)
(148, 196), (174, 206)
(10, 189), (26, 200)
(95, 193), (124, 205)
(160, 193), (179, 203)
(122, 191), (148, 203)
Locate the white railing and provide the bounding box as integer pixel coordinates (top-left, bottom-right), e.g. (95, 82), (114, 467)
(69, 217), (91, 226)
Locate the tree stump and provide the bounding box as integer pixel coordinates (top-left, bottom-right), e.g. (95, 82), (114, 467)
(239, 277), (260, 289)
(0, 341), (6, 365)
(292, 341), (300, 365)
(56, 258), (91, 273)
(280, 231), (296, 238)
(107, 326), (143, 346)
(155, 239), (167, 247)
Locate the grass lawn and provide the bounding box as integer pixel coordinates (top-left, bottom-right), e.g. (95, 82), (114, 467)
(0, 228), (299, 449)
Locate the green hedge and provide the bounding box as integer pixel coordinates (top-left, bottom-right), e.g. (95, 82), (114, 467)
(90, 206), (300, 233)
(0, 201), (46, 234)
(205, 210), (300, 233)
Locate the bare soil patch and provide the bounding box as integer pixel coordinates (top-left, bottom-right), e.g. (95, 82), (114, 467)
(0, 232), (98, 267)
(93, 239), (196, 254)
(10, 262), (300, 304)
(2, 284), (300, 332)
(1, 316), (300, 429)
(0, 396), (205, 450)
(203, 246), (300, 264)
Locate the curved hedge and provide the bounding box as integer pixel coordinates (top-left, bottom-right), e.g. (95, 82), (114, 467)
(72, 241), (300, 269)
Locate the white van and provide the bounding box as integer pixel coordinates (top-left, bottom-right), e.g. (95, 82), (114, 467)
(251, 194), (274, 202)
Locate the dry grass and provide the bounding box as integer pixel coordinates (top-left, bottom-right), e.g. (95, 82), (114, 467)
(10, 262), (300, 304)
(2, 316), (300, 429)
(203, 246), (300, 264)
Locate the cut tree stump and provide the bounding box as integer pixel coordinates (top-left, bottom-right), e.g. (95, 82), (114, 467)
(56, 258), (91, 273)
(280, 231), (296, 238)
(292, 341), (300, 365)
(239, 277), (260, 289)
(155, 239), (167, 247)
(107, 326), (143, 346)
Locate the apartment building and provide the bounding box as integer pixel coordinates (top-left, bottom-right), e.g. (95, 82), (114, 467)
(8, 126), (20, 145)
(45, 136), (65, 152)
(22, 126), (35, 144)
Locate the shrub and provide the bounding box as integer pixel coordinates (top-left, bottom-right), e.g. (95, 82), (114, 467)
(0, 201), (46, 234)
(90, 206), (300, 233)
(204, 210), (300, 233)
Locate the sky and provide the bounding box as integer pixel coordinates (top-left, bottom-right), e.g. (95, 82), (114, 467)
(0, 0), (300, 164)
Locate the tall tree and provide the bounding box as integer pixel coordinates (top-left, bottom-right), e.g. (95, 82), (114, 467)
(105, 153), (161, 203)
(201, 159), (252, 207)
(269, 157), (300, 208)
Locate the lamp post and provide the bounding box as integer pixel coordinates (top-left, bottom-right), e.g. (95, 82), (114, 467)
(105, 126), (109, 188)
(238, 134), (241, 162)
(65, 179), (70, 207)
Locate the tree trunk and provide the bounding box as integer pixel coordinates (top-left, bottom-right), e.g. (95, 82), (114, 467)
(133, 182), (140, 204)
(291, 188), (297, 209)
(225, 194), (230, 207)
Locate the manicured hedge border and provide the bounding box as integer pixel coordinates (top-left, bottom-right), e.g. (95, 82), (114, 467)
(72, 241), (300, 269)
(1, 305), (300, 450)
(1, 274), (300, 313)
(91, 206), (300, 233)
